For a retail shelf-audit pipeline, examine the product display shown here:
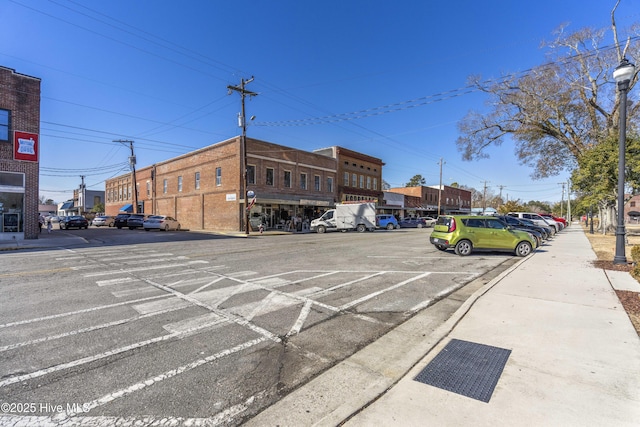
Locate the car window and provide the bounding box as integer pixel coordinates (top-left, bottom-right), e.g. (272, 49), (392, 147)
(464, 218), (484, 228)
(486, 219), (506, 229)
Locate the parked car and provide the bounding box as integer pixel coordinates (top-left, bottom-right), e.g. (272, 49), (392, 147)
(419, 216), (437, 227)
(114, 213), (131, 229)
(497, 215), (552, 240)
(59, 215), (89, 230)
(143, 215), (181, 231)
(398, 217), (428, 228)
(507, 212), (557, 234)
(92, 215), (114, 227)
(376, 214), (399, 230)
(126, 214), (149, 230)
(494, 216), (543, 247)
(539, 214), (564, 231)
(430, 215), (535, 257)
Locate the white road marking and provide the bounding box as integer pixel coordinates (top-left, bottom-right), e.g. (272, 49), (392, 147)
(0, 313), (242, 388)
(0, 294), (169, 329)
(82, 260), (209, 277)
(56, 338), (267, 420)
(339, 272), (432, 310)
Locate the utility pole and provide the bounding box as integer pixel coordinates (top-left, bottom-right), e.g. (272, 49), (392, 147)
(567, 179), (571, 223)
(482, 181), (489, 214)
(558, 182), (566, 218)
(497, 185), (505, 209)
(228, 77), (258, 235)
(437, 158), (444, 216)
(79, 175), (86, 215)
(114, 139), (138, 214)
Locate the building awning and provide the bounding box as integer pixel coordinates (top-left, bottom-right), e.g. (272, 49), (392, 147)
(628, 211), (640, 217)
(60, 202), (74, 210)
(120, 204), (133, 212)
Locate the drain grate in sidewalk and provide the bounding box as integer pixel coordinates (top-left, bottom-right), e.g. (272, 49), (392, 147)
(414, 338), (511, 402)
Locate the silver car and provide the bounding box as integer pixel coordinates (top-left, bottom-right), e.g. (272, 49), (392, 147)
(143, 215), (181, 231)
(92, 215), (115, 227)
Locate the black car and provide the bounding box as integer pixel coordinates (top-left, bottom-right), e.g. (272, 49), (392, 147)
(59, 215), (89, 230)
(126, 214), (148, 230)
(497, 215), (551, 240)
(114, 213), (131, 229)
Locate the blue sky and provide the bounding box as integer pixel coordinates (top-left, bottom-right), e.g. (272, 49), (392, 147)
(1, 0), (639, 205)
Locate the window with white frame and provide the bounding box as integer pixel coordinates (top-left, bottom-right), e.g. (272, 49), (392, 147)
(359, 175), (364, 188)
(195, 172), (200, 189)
(216, 167), (222, 186)
(373, 178), (378, 190)
(146, 181), (150, 197)
(366, 176), (371, 189)
(300, 173), (307, 190)
(352, 173), (357, 187)
(163, 179), (168, 194)
(178, 176), (183, 192)
(266, 168), (274, 186)
(314, 175), (320, 191)
(284, 170), (291, 188)
(327, 177), (334, 193)
(344, 172), (349, 186)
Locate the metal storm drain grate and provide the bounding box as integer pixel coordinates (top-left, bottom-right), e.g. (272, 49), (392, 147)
(414, 338), (511, 402)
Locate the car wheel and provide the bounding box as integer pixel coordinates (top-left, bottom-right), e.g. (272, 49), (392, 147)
(515, 241), (533, 257)
(316, 225), (326, 234)
(144, 228), (150, 231)
(177, 224), (181, 231)
(356, 224), (366, 232)
(109, 223), (114, 227)
(386, 223), (394, 230)
(454, 240), (473, 256)
(164, 225), (169, 231)
(417, 223), (423, 228)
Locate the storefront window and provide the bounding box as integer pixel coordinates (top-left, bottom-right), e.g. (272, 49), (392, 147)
(0, 172), (25, 233)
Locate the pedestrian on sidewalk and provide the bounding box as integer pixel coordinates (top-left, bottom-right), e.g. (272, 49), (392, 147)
(47, 219), (52, 233)
(39, 216), (44, 233)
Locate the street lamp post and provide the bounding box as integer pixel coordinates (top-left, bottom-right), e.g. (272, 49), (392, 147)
(613, 58), (636, 264)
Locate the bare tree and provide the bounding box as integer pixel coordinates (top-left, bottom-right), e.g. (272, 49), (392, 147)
(456, 4), (638, 181)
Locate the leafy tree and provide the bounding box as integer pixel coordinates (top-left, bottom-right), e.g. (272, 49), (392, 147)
(92, 203), (105, 213)
(498, 200), (525, 214)
(405, 174), (426, 187)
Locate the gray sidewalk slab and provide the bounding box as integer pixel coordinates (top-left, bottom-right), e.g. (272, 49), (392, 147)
(345, 226), (640, 426)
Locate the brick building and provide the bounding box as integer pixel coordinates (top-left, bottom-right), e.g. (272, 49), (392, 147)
(314, 146), (384, 205)
(105, 137), (338, 231)
(388, 184), (472, 216)
(0, 66), (41, 240)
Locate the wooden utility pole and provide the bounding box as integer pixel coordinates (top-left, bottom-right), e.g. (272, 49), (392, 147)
(114, 140), (138, 214)
(227, 77), (258, 234)
(437, 158), (444, 216)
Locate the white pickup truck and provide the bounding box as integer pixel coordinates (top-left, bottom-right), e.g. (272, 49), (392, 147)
(311, 203), (376, 233)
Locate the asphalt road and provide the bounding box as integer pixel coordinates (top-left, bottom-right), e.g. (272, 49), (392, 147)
(0, 227), (519, 426)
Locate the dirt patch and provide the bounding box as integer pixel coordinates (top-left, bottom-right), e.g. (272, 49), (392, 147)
(584, 226), (640, 336)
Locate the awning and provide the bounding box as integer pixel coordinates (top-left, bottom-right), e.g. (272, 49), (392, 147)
(120, 204), (133, 212)
(628, 211), (640, 217)
(60, 202), (74, 210)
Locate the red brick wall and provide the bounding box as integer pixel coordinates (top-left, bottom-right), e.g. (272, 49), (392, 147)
(0, 67), (41, 239)
(104, 137), (343, 231)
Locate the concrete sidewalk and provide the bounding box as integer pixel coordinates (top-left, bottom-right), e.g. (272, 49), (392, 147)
(247, 224), (640, 426)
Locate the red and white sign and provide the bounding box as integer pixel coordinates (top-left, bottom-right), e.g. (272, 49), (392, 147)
(14, 131), (39, 162)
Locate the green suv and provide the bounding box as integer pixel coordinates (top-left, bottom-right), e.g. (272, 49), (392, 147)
(430, 215), (536, 257)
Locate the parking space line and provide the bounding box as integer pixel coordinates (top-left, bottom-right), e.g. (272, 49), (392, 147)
(0, 294), (169, 329)
(339, 272), (432, 310)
